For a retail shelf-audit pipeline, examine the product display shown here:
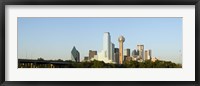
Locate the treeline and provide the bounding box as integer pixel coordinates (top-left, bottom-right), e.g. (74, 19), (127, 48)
(33, 58), (182, 68)
(36, 58), (70, 62)
(70, 60), (182, 68)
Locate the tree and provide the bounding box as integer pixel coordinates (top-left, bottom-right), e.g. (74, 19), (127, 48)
(37, 57), (44, 61)
(91, 60), (105, 68)
(57, 59), (63, 61)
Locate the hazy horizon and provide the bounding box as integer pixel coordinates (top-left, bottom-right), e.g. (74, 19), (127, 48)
(17, 17), (182, 64)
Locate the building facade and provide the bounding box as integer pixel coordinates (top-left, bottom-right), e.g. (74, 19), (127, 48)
(71, 46), (80, 62)
(137, 45), (144, 60)
(145, 49), (152, 60)
(89, 50), (97, 60)
(114, 48), (119, 64)
(124, 48), (130, 57)
(95, 32), (113, 63)
(110, 43), (115, 61)
(103, 32), (111, 59)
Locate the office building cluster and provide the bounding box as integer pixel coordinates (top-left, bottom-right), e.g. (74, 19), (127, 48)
(71, 32), (158, 64)
(130, 45), (152, 62)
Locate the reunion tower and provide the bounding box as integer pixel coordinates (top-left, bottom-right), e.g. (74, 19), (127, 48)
(118, 35), (125, 64)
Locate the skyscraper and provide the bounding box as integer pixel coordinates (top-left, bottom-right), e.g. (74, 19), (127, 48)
(71, 46), (80, 62)
(124, 48), (130, 57)
(110, 43), (115, 61)
(97, 32), (113, 63)
(145, 49), (152, 60)
(132, 49), (140, 61)
(124, 48), (130, 62)
(103, 32), (111, 59)
(114, 48), (119, 64)
(89, 50), (97, 60)
(132, 49), (139, 56)
(145, 50), (148, 60)
(148, 50), (152, 59)
(118, 35), (125, 64)
(137, 45), (144, 60)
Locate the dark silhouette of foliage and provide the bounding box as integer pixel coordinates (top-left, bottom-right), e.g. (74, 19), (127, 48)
(67, 60), (181, 68)
(37, 57), (44, 61)
(19, 58), (182, 68)
(56, 59), (63, 61)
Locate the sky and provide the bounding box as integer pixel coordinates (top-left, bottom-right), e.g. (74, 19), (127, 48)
(18, 17), (182, 64)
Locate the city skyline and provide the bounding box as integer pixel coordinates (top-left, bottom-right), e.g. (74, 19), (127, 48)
(76, 32), (157, 64)
(18, 17), (182, 64)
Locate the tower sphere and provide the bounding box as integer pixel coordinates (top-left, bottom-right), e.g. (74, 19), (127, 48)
(118, 35), (125, 42)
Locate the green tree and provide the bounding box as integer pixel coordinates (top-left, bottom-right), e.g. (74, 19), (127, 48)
(91, 60), (105, 68)
(57, 59), (63, 61)
(37, 57), (44, 61)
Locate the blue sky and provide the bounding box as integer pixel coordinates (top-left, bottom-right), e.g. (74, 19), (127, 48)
(18, 17), (182, 64)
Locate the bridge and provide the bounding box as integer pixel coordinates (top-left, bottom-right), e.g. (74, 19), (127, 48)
(18, 59), (74, 68)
